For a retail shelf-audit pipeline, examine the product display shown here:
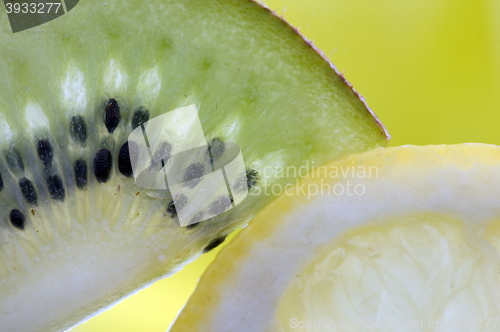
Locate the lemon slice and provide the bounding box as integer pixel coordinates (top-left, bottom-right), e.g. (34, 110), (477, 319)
(171, 144), (500, 332)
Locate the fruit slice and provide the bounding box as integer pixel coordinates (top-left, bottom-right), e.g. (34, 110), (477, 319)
(171, 144), (500, 332)
(0, 0), (387, 331)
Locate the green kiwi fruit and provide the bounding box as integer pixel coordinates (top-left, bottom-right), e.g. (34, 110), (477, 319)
(0, 0), (388, 331)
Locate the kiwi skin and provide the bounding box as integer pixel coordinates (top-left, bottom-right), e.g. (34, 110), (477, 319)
(0, 0), (387, 331)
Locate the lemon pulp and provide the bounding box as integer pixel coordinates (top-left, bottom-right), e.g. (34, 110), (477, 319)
(276, 213), (500, 331)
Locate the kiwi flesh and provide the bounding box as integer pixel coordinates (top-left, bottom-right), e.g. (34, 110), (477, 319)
(0, 0), (388, 331)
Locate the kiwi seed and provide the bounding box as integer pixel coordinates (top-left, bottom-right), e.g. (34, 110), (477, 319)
(9, 209), (26, 230)
(19, 177), (37, 206)
(93, 149), (112, 183)
(70, 115), (87, 143)
(184, 162), (204, 188)
(104, 99), (120, 133)
(47, 175), (65, 201)
(37, 139), (53, 167)
(74, 159), (88, 189)
(203, 236), (227, 253)
(118, 142), (133, 177)
(131, 107), (150, 129)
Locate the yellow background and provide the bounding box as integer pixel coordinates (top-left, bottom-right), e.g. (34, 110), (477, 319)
(73, 0), (500, 331)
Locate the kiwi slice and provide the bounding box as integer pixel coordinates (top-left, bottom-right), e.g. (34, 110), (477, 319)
(0, 0), (388, 331)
